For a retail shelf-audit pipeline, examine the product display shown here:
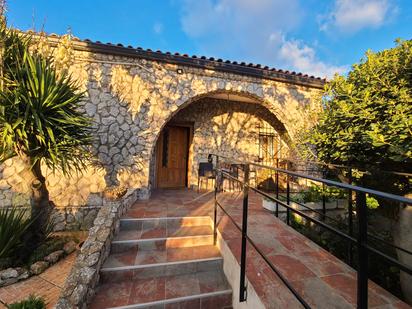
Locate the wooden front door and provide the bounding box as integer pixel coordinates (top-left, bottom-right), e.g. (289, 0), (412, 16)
(156, 126), (189, 188)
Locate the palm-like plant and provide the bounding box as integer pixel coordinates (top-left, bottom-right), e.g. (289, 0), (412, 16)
(0, 20), (93, 245)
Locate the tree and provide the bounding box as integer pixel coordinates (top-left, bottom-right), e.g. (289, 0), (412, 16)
(307, 39), (412, 171)
(0, 20), (93, 246)
(306, 39), (412, 303)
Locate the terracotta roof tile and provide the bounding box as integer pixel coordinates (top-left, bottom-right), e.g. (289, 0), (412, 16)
(28, 31), (326, 87)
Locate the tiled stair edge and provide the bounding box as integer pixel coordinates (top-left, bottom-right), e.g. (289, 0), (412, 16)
(109, 289), (232, 309)
(56, 189), (140, 309)
(216, 230), (266, 309)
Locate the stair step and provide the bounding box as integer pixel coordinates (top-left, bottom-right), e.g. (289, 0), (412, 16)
(112, 224), (214, 252)
(115, 222), (213, 241)
(101, 244), (222, 282)
(105, 244), (221, 268)
(101, 257), (223, 282)
(91, 270), (232, 309)
(112, 234), (214, 252)
(120, 216), (212, 231)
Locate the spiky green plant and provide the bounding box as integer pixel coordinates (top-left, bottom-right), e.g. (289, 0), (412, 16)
(0, 21), (93, 246)
(7, 295), (46, 309)
(0, 208), (33, 266)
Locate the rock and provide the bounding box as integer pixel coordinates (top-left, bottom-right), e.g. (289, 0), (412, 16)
(85, 102), (97, 116)
(54, 221), (66, 231)
(0, 268), (18, 279)
(64, 241), (78, 255)
(66, 213), (75, 223)
(44, 250), (64, 264)
(70, 283), (87, 305)
(30, 261), (49, 275)
(17, 270), (29, 280)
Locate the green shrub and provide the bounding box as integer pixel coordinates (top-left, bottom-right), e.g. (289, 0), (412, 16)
(295, 184), (347, 203)
(0, 208), (33, 266)
(7, 295), (46, 309)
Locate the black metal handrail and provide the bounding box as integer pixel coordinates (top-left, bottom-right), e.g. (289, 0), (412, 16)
(210, 153), (412, 309)
(278, 190), (412, 257)
(277, 158), (412, 177)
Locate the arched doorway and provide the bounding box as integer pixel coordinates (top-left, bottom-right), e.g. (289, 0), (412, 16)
(149, 92), (291, 190)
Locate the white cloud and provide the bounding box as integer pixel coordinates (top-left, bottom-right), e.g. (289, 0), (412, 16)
(320, 0), (397, 33)
(153, 22), (163, 34)
(179, 0), (347, 78)
(279, 39), (348, 78)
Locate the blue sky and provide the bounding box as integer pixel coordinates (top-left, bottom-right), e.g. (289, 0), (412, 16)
(5, 0), (412, 78)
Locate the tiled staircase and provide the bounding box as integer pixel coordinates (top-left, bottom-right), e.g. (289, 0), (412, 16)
(90, 215), (232, 308)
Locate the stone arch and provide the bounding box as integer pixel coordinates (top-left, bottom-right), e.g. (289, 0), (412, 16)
(151, 89), (293, 154)
(146, 89), (294, 194)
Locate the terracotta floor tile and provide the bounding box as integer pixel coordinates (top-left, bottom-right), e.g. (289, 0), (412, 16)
(197, 271), (228, 293)
(190, 245), (220, 259)
(276, 235), (316, 254)
(167, 226), (211, 237)
(115, 230), (141, 241)
(135, 249), (167, 265)
(100, 269), (133, 283)
(322, 273), (387, 307)
(165, 274), (200, 298)
(257, 281), (303, 309)
(166, 247), (195, 261)
(291, 277), (352, 309)
(126, 208), (146, 218)
(200, 294), (232, 309)
(140, 227), (167, 239)
(246, 255), (281, 291)
(91, 281), (132, 309)
(128, 277), (165, 304)
(267, 254), (316, 282)
(104, 247), (138, 267)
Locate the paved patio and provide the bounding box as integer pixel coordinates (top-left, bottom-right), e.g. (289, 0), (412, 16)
(125, 189), (410, 309)
(0, 253), (77, 309)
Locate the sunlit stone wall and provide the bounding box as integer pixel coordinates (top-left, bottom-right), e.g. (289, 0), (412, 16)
(169, 98), (290, 187)
(0, 43), (322, 223)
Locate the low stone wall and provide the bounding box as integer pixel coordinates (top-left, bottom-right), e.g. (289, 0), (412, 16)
(51, 206), (101, 231)
(55, 189), (138, 309)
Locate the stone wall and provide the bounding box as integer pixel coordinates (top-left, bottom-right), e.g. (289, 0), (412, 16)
(169, 98), (289, 187)
(0, 43), (322, 215)
(56, 189), (138, 309)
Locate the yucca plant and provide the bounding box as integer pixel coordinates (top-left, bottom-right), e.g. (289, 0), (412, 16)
(0, 18), (93, 247)
(0, 208), (33, 266)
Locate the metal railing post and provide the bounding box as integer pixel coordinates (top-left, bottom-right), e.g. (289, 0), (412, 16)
(239, 163), (250, 302)
(356, 191), (368, 309)
(322, 169), (326, 220)
(275, 158), (279, 217)
(347, 167), (353, 266)
(213, 155), (219, 245)
(286, 173), (290, 226)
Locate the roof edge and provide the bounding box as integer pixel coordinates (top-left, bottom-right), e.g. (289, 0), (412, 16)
(44, 34), (326, 89)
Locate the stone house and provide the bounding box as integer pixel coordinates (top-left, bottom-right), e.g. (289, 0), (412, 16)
(0, 35), (325, 229)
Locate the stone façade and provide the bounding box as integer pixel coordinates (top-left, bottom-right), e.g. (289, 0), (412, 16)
(0, 37), (324, 229)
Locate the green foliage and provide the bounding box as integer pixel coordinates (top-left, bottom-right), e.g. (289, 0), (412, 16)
(7, 295), (46, 309)
(0, 27), (93, 174)
(307, 40), (412, 170)
(0, 208), (33, 265)
(295, 183), (347, 203)
(366, 195), (380, 209)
